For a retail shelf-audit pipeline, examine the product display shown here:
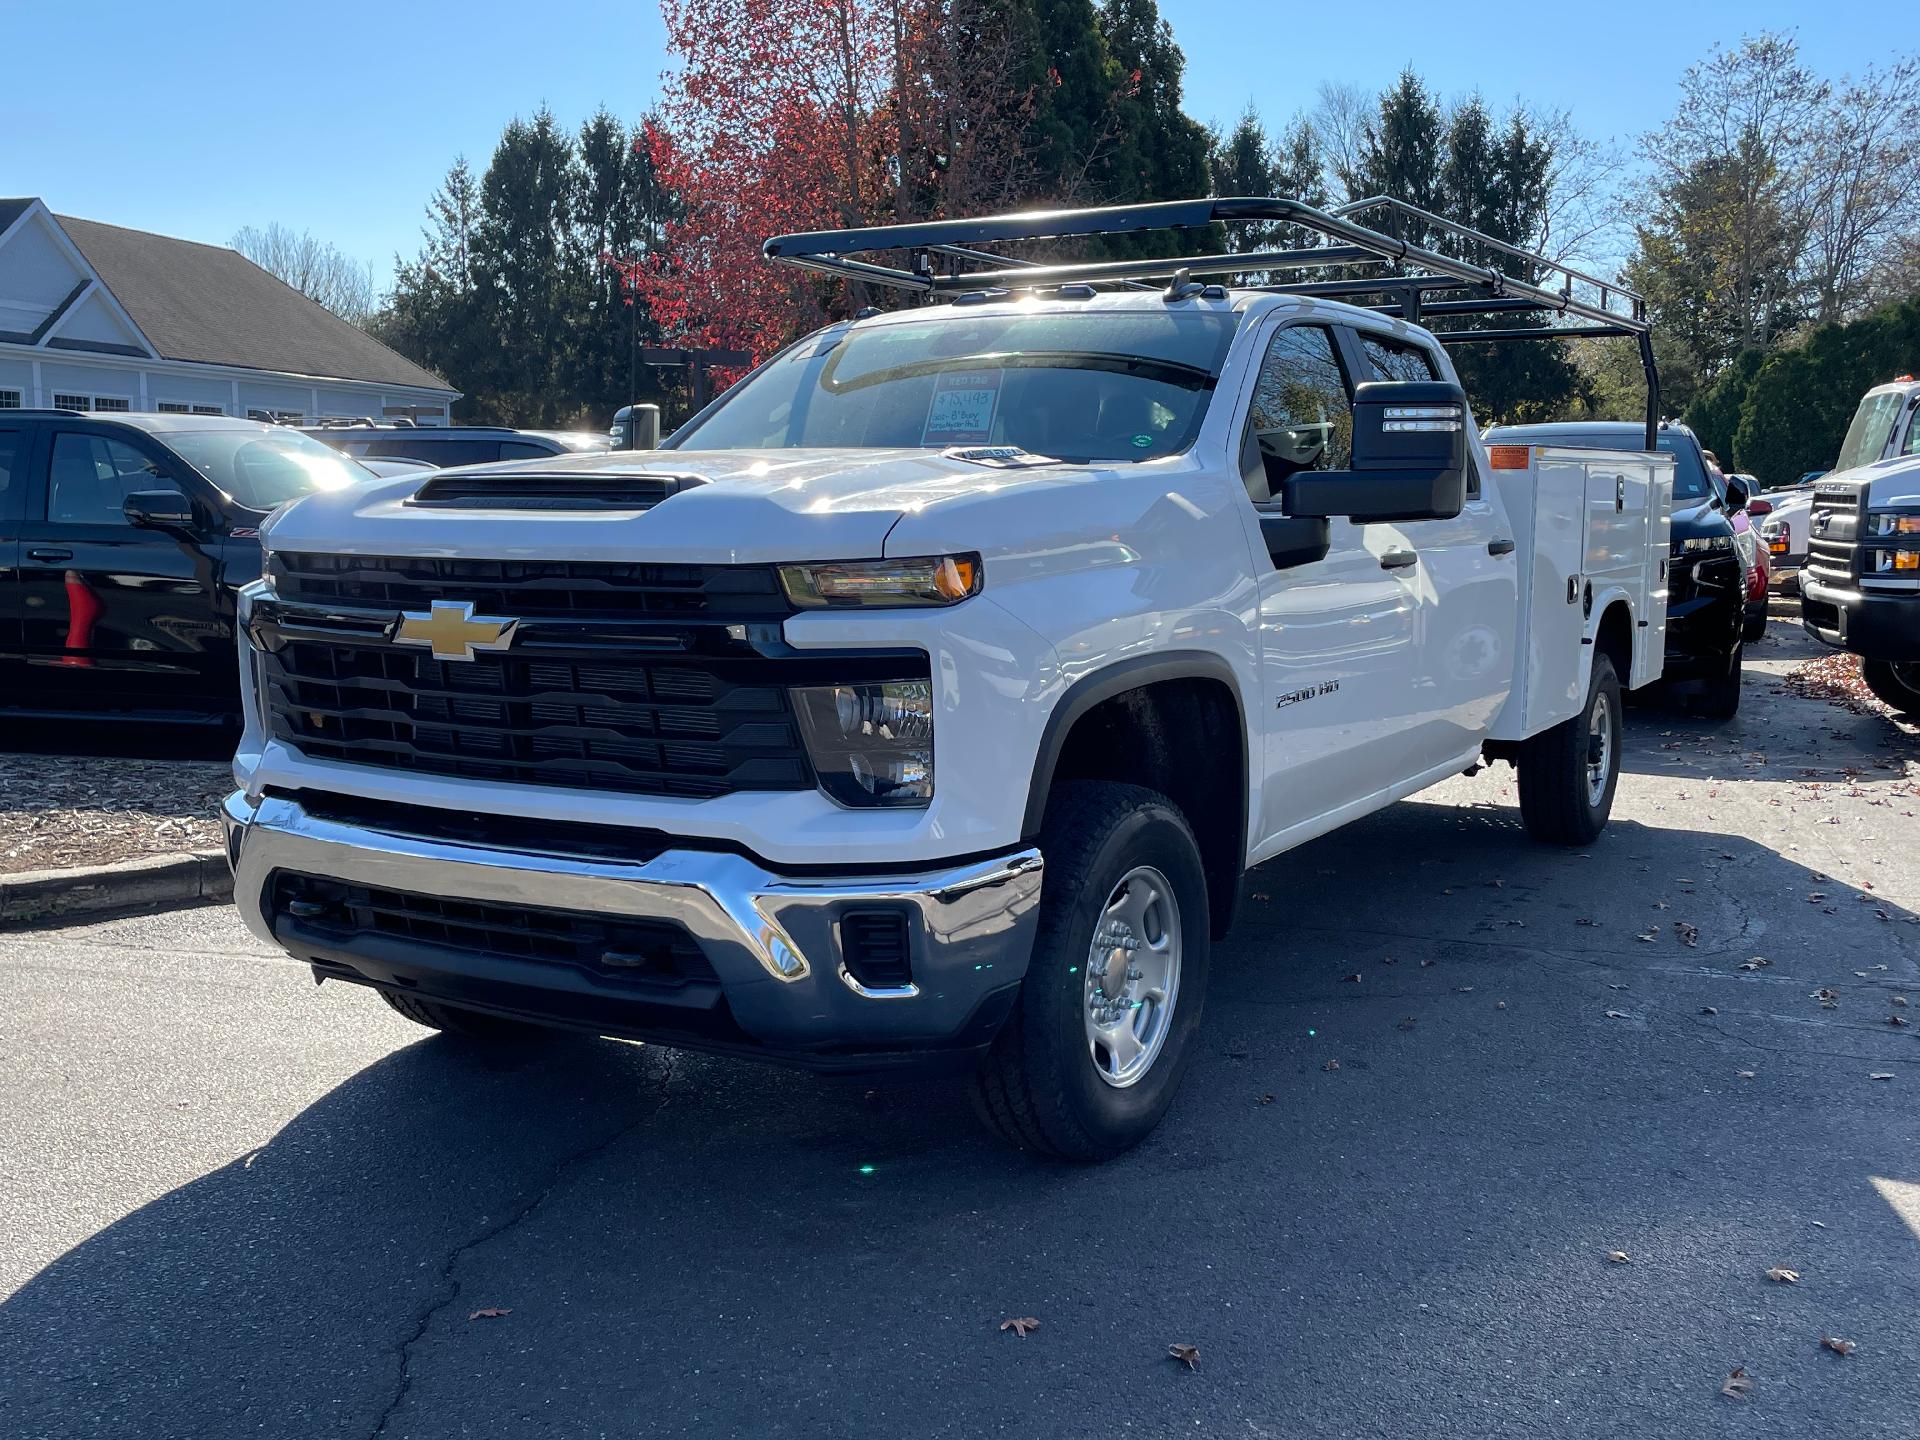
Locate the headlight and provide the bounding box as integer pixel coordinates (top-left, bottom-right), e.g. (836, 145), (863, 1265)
(1673, 535), (1734, 555)
(780, 555), (981, 609)
(792, 680), (934, 806)
(1865, 509), (1920, 537)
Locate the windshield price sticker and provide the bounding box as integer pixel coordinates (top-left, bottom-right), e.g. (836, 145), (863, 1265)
(923, 369), (1003, 445)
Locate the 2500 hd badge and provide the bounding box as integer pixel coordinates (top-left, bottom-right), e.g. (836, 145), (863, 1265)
(1275, 680), (1340, 710)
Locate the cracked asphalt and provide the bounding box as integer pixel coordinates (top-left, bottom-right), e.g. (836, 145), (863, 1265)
(4, 611), (1918, 1439)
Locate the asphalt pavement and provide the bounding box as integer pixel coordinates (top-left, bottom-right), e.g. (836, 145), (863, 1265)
(4, 615), (1918, 1440)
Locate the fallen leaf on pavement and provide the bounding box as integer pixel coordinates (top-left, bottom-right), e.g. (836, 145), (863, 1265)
(1258, 1093), (1276, 1105)
(1893, 996), (1908, 1007)
(1397, 1016), (1417, 1031)
(1820, 1336), (1856, 1357)
(1720, 1367), (1752, 1400)
(1890, 1015), (1912, 1029)
(468, 1308), (511, 1320)
(1812, 988), (1839, 1008)
(1419, 958), (1436, 968)
(1341, 972), (1362, 983)
(999, 1316), (1039, 1336)
(1765, 1268), (1799, 1283)
(1454, 986), (1475, 993)
(1167, 1342), (1201, 1369)
(1736, 1071), (1757, 1079)
(1675, 922), (1700, 947)
(1322, 1059), (1341, 1072)
(1738, 957), (1772, 971)
(1606, 1251), (1631, 1264)
(1249, 892), (1270, 902)
(1576, 917), (1596, 926)
(1701, 1006), (1719, 1015)
(1870, 1073), (1895, 1081)
(1636, 928), (1660, 943)
(1495, 1000), (1507, 1010)
(1604, 1010), (1630, 1019)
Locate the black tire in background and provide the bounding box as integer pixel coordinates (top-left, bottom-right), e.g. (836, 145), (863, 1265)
(379, 990), (559, 1043)
(1517, 654), (1623, 846)
(1862, 660), (1920, 718)
(974, 781), (1210, 1161)
(1692, 641), (1743, 721)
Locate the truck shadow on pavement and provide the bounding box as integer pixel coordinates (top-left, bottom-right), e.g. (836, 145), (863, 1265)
(5, 799), (1919, 1438)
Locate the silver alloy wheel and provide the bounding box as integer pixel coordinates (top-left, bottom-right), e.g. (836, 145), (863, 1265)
(1083, 865), (1182, 1088)
(1585, 691), (1614, 807)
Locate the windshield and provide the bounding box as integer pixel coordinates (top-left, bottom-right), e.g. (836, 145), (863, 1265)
(167, 428), (375, 510)
(673, 309), (1242, 463)
(1834, 390), (1907, 472)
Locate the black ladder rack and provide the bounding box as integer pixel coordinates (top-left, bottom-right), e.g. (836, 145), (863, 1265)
(763, 194), (1659, 449)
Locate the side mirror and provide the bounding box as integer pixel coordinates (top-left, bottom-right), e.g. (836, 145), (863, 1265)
(1278, 380), (1469, 524)
(123, 489), (196, 531)
(1723, 475), (1751, 513)
(1746, 496), (1772, 517)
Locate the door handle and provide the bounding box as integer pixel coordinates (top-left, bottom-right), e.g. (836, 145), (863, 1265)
(1487, 537), (1516, 556)
(28, 547), (73, 563)
(1379, 548), (1418, 571)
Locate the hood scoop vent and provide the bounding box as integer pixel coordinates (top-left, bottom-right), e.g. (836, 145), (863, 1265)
(407, 470), (711, 511)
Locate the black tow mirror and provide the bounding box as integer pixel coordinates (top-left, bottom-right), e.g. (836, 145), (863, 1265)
(123, 489), (197, 531)
(1723, 475), (1751, 513)
(1279, 379), (1469, 524)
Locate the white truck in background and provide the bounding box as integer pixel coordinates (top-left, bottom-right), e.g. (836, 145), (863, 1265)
(222, 197), (1674, 1158)
(1799, 378), (1920, 714)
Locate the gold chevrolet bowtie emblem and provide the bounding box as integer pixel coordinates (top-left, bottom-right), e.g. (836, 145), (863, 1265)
(392, 600), (519, 661)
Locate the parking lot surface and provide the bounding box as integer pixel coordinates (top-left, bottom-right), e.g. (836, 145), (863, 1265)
(3, 620), (1917, 1439)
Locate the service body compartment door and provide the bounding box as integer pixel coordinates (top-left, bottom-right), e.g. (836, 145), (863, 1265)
(1517, 449), (1589, 735)
(1633, 456), (1673, 689)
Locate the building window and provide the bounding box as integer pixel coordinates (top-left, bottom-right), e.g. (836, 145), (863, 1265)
(50, 393), (133, 413)
(157, 401), (190, 414)
(0, 389), (20, 409)
(191, 404), (224, 415)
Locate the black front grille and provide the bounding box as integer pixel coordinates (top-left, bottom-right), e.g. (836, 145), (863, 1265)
(268, 552), (791, 620)
(271, 873), (715, 989)
(264, 643), (812, 798)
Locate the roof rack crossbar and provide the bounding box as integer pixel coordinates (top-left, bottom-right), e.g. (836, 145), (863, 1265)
(764, 195), (1646, 333)
(762, 194), (1658, 449)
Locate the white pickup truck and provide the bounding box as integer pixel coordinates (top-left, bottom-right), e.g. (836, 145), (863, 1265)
(1799, 378), (1920, 714)
(222, 198), (1674, 1158)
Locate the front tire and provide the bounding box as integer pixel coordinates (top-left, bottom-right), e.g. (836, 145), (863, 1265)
(974, 781), (1210, 1161)
(379, 990), (558, 1043)
(1862, 659), (1920, 718)
(1517, 654), (1622, 846)
(1692, 641), (1743, 720)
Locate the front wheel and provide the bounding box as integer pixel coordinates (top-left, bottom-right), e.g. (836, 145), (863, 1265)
(974, 781), (1210, 1161)
(379, 990), (558, 1043)
(1862, 659), (1920, 718)
(1692, 642), (1743, 721)
(1517, 654), (1623, 846)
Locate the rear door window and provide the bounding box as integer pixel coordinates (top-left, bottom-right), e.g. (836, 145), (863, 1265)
(1247, 323), (1354, 481)
(0, 427), (22, 520)
(1359, 333), (1439, 382)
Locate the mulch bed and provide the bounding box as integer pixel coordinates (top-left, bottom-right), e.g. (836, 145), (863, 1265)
(0, 752), (229, 876)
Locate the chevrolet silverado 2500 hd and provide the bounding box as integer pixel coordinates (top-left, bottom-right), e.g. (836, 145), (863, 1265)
(1799, 379), (1920, 715)
(222, 197), (1675, 1158)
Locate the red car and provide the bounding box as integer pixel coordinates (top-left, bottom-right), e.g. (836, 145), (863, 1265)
(1710, 462), (1768, 642)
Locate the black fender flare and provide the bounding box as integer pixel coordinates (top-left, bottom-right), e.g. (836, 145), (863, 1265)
(1021, 649), (1249, 842)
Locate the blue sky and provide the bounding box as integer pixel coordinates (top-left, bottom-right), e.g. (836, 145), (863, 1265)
(0, 0), (1878, 288)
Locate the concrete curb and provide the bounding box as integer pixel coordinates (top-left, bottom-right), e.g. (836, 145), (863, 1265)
(1, 850), (232, 927)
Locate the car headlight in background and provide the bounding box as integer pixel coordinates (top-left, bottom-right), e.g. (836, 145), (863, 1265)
(1672, 534), (1734, 556)
(780, 555), (981, 609)
(1864, 509), (1920, 537)
(792, 680), (934, 806)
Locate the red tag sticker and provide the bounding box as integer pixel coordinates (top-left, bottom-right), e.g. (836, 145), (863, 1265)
(922, 370), (1003, 446)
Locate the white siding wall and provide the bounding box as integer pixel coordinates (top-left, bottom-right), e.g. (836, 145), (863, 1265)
(0, 346), (452, 421)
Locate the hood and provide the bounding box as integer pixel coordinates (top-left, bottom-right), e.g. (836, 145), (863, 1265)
(1821, 452), (1920, 508)
(257, 446), (1088, 564)
(1670, 495), (1733, 539)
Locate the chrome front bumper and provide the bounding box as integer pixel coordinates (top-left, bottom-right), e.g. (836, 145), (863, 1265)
(223, 792), (1044, 1062)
